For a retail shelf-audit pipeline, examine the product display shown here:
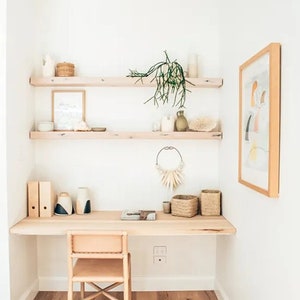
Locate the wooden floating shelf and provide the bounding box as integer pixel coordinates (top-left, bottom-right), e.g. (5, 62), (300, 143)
(30, 131), (223, 140)
(29, 76), (223, 88)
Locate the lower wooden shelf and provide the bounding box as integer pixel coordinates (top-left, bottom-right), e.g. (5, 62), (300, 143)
(30, 131), (223, 140)
(10, 211), (236, 236)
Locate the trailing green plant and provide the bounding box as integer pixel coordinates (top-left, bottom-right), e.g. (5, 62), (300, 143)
(127, 51), (192, 108)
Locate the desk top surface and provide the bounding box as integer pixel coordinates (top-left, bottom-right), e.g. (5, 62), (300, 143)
(10, 211), (236, 236)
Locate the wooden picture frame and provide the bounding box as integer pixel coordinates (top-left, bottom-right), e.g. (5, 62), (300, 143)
(52, 90), (86, 130)
(238, 43), (281, 197)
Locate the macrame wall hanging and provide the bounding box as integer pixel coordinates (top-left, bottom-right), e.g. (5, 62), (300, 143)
(155, 146), (184, 191)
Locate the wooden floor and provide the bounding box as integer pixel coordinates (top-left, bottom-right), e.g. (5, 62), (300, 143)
(34, 291), (218, 300)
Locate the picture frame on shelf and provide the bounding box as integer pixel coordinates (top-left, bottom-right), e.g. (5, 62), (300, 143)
(238, 43), (281, 198)
(52, 90), (86, 130)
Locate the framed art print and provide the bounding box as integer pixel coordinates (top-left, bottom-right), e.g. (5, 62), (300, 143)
(52, 90), (86, 130)
(238, 43), (281, 197)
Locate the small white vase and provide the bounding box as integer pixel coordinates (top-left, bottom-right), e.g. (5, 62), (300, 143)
(161, 115), (175, 132)
(76, 187), (91, 214)
(187, 53), (198, 78)
(54, 192), (73, 215)
(42, 54), (55, 77)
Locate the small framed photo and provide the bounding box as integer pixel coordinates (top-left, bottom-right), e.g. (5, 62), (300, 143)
(52, 90), (86, 130)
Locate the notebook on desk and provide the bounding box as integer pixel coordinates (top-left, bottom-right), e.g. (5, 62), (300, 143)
(121, 210), (156, 221)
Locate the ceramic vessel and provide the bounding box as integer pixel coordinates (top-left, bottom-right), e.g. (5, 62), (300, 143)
(42, 54), (55, 77)
(161, 115), (175, 132)
(54, 192), (73, 215)
(187, 53), (198, 78)
(162, 201), (171, 214)
(37, 121), (54, 132)
(76, 187), (91, 214)
(175, 110), (188, 131)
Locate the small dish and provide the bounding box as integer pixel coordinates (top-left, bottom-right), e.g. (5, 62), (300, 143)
(91, 127), (106, 132)
(37, 121), (54, 132)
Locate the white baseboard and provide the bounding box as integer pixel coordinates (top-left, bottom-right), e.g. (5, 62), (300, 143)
(214, 280), (229, 300)
(19, 279), (39, 300)
(133, 276), (214, 291)
(39, 275), (215, 292)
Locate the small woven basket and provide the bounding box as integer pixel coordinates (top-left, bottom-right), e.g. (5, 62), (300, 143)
(200, 189), (221, 216)
(171, 195), (198, 218)
(55, 62), (75, 77)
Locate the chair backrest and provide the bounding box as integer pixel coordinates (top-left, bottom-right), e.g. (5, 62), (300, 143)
(67, 230), (128, 259)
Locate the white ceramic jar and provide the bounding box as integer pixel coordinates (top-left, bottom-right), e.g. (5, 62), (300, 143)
(42, 54), (55, 77)
(187, 53), (199, 78)
(161, 115), (175, 132)
(76, 187), (91, 214)
(37, 121), (54, 132)
(54, 192), (73, 215)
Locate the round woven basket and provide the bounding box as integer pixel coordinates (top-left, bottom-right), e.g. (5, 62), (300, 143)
(55, 62), (75, 77)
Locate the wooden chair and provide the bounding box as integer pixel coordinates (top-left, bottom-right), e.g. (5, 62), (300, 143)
(67, 230), (131, 300)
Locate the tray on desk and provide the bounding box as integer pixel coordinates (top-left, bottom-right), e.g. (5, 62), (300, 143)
(121, 210), (156, 221)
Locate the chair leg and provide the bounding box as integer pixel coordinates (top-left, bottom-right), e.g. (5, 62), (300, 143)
(125, 273), (132, 300)
(67, 280), (73, 300)
(80, 282), (85, 299)
(127, 254), (132, 300)
(128, 277), (132, 300)
(123, 280), (130, 300)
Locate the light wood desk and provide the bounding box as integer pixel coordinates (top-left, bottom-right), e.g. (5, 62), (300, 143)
(10, 211), (236, 236)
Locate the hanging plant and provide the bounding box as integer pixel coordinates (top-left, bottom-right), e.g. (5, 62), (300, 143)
(127, 51), (192, 108)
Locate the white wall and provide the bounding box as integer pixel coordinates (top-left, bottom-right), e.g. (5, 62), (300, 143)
(31, 0), (222, 293)
(217, 0), (300, 299)
(0, 0), (10, 298)
(6, 0), (39, 299)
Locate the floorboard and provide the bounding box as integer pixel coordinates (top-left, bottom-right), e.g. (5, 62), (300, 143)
(34, 290), (218, 300)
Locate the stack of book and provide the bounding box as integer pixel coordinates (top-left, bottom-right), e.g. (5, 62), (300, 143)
(121, 210), (156, 221)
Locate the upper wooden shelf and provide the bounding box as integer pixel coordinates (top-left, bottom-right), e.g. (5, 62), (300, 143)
(10, 211), (236, 236)
(29, 76), (223, 88)
(30, 131), (223, 140)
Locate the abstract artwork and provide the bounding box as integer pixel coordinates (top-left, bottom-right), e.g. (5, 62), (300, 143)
(238, 43), (281, 197)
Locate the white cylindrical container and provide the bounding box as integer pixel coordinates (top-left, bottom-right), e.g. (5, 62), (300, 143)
(54, 192), (73, 215)
(161, 115), (175, 132)
(37, 121), (54, 132)
(187, 53), (198, 78)
(76, 187), (91, 215)
(42, 54), (55, 77)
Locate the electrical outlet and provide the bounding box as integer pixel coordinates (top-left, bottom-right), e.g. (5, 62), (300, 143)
(153, 246), (167, 256)
(153, 246), (167, 264)
(153, 256), (167, 264)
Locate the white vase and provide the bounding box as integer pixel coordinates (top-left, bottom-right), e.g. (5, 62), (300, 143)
(54, 192), (73, 215)
(161, 115), (175, 132)
(187, 53), (198, 78)
(42, 54), (55, 77)
(76, 187), (91, 214)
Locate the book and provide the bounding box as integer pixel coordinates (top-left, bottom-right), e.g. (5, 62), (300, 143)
(121, 210), (156, 221)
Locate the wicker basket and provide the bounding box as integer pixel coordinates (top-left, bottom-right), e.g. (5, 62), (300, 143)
(171, 195), (198, 218)
(200, 189), (221, 216)
(55, 62), (75, 77)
